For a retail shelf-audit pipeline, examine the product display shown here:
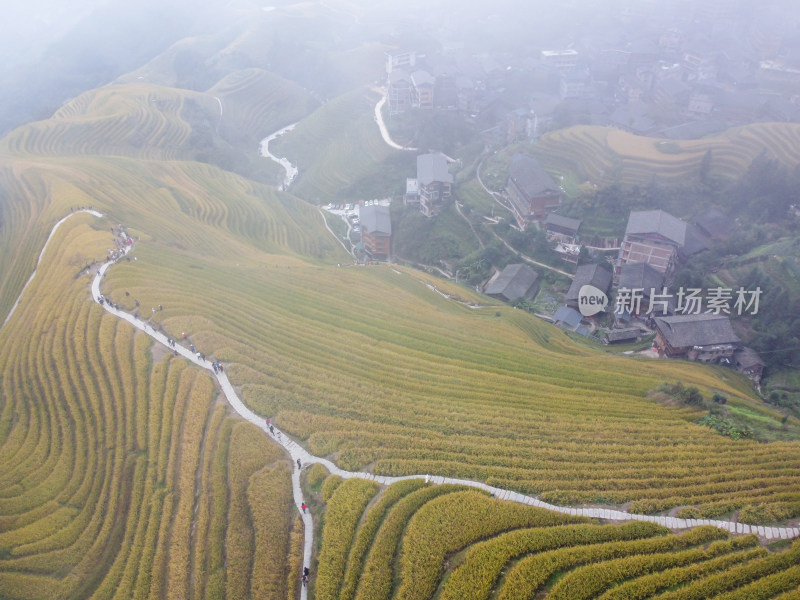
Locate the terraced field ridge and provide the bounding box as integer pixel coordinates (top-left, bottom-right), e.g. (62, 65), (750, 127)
(314, 479), (800, 600)
(0, 211), (300, 599)
(64, 211), (792, 551)
(526, 123), (800, 186)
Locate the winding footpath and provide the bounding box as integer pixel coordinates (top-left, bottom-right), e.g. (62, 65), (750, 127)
(2, 209), (104, 328)
(372, 88), (417, 151)
(4, 211), (798, 600)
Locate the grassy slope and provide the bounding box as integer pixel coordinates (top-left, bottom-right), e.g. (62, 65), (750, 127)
(270, 88), (416, 203)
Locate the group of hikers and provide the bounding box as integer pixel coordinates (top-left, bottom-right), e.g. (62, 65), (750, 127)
(95, 225), (319, 589)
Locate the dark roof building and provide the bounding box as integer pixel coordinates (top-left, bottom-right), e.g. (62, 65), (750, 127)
(545, 213), (582, 237)
(484, 264), (540, 303)
(617, 209), (708, 281)
(733, 347), (765, 384)
(360, 204), (392, 260)
(625, 209), (689, 246)
(506, 154), (562, 228)
(605, 328), (641, 344)
(618, 262), (664, 293)
(416, 153), (453, 218)
(553, 306), (584, 330)
(694, 208), (735, 241)
(567, 264), (612, 309)
(654, 314), (740, 361)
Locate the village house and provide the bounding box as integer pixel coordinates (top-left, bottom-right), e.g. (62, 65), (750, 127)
(506, 154), (562, 228)
(604, 328), (641, 345)
(615, 209), (708, 282)
(484, 264), (540, 303)
(616, 261), (665, 316)
(404, 178), (420, 206)
(388, 70), (414, 114)
(566, 264), (611, 311)
(553, 305), (583, 329)
(416, 153), (453, 218)
(654, 314), (740, 362)
(360, 204), (391, 261)
(693, 207), (735, 242)
(545, 213), (582, 241)
(410, 70), (435, 109)
(733, 347), (766, 385)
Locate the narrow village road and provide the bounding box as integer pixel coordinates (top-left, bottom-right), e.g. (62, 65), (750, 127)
(318, 208), (354, 257)
(476, 156), (515, 215)
(490, 229), (575, 279)
(371, 87), (417, 151)
(7, 211), (797, 600)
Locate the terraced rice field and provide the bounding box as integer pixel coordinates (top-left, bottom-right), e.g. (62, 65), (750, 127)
(0, 215), (299, 598)
(92, 237), (800, 520)
(2, 72), (800, 600)
(208, 68), (319, 145)
(0, 84), (206, 161)
(312, 475), (800, 600)
(530, 123), (800, 187)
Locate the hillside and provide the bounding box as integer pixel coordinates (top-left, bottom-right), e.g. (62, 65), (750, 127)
(0, 213), (301, 599)
(271, 88), (416, 203)
(2, 11), (800, 600)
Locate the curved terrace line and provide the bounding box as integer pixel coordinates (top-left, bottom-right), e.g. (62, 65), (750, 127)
(7, 212), (799, 600)
(85, 224), (799, 544)
(2, 209), (103, 328)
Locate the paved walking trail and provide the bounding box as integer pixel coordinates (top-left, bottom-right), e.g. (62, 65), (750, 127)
(8, 211), (798, 600)
(371, 88), (417, 151)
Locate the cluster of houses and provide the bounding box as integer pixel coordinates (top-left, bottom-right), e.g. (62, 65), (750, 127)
(383, 2), (800, 147)
(482, 204), (764, 385)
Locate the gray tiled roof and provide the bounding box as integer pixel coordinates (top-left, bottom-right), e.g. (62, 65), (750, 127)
(625, 210), (687, 246)
(734, 347), (764, 368)
(360, 204), (391, 236)
(508, 154), (560, 199)
(545, 213), (582, 232)
(417, 153), (453, 186)
(694, 207), (734, 240)
(618, 262), (664, 292)
(410, 70), (434, 87)
(553, 306), (583, 329)
(655, 314), (739, 348)
(567, 264), (612, 302)
(484, 264), (539, 301)
(606, 328), (640, 342)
